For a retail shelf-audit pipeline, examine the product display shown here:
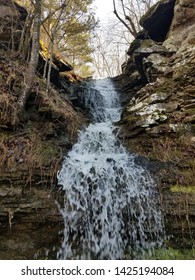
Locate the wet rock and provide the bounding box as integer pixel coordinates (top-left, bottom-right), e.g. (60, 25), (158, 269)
(113, 58), (145, 107)
(0, 169), (64, 259)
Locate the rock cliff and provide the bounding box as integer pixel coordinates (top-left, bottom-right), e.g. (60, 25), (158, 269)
(115, 0), (195, 251)
(0, 0), (88, 259)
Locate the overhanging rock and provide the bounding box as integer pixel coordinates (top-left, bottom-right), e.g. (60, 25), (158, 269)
(140, 0), (176, 42)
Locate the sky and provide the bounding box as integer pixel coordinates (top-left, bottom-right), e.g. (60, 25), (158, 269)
(93, 0), (115, 24)
(91, 0), (129, 78)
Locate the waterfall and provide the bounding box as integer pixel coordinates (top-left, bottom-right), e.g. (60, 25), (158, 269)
(57, 78), (164, 260)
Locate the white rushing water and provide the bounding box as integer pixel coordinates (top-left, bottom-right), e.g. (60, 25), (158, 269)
(57, 78), (164, 259)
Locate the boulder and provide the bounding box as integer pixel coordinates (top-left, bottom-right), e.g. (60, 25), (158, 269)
(129, 39), (171, 81)
(140, 0), (176, 42)
(163, 0), (195, 52)
(143, 53), (170, 82)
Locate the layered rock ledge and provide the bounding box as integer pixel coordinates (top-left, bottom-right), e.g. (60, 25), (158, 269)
(115, 0), (195, 250)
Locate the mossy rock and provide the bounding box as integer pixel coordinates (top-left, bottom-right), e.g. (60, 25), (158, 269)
(170, 185), (195, 194)
(127, 39), (142, 56)
(123, 114), (139, 123)
(186, 108), (195, 116)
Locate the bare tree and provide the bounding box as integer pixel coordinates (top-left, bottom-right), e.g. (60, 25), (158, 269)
(113, 0), (137, 37)
(18, 0), (42, 114)
(113, 0), (157, 38)
(91, 0), (158, 78)
(91, 29), (126, 78)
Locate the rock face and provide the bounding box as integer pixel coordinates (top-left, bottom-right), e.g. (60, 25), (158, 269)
(0, 169), (63, 259)
(115, 0), (195, 250)
(119, 0), (195, 138)
(0, 1), (88, 259)
(163, 0), (195, 52)
(140, 0), (176, 42)
(127, 39), (172, 81)
(0, 57), (85, 258)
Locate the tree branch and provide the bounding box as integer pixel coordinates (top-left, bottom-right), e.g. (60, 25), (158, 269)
(113, 0), (136, 37)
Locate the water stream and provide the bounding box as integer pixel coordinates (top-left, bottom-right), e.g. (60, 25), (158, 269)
(57, 78), (164, 259)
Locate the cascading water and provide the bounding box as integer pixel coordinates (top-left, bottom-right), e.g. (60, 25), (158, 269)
(57, 78), (164, 259)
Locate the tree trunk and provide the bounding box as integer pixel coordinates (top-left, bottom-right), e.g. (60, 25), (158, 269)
(18, 12), (34, 60)
(18, 0), (42, 115)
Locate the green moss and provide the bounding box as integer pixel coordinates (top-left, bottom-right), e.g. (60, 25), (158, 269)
(141, 39), (154, 48)
(124, 114), (139, 123)
(33, 141), (60, 165)
(188, 159), (195, 168)
(170, 185), (195, 194)
(41, 144), (59, 162)
(147, 248), (195, 260)
(186, 108), (195, 115)
(127, 39), (142, 55)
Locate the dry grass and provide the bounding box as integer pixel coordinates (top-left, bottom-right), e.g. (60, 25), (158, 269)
(151, 134), (194, 163)
(170, 185), (195, 194)
(0, 92), (18, 127)
(125, 132), (195, 188)
(0, 49), (25, 128)
(0, 48), (86, 186)
(37, 85), (83, 140)
(0, 128), (62, 185)
(0, 48), (84, 138)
